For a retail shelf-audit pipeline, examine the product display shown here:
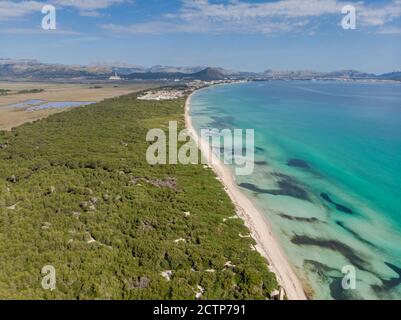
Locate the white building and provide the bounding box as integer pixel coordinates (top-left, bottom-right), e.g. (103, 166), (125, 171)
(109, 72), (121, 80)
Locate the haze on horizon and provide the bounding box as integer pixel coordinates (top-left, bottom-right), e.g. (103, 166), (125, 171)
(0, 0), (400, 73)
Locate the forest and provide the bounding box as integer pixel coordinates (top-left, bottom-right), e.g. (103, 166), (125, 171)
(0, 92), (278, 299)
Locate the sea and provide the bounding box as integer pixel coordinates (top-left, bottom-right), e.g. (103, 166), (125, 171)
(189, 80), (401, 300)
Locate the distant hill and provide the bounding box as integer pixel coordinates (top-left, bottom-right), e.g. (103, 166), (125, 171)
(323, 70), (376, 79)
(110, 65), (208, 75)
(190, 67), (227, 80)
(125, 71), (187, 80)
(112, 66), (146, 75)
(0, 58), (399, 82)
(263, 69), (320, 79)
(147, 65), (206, 74)
(125, 67), (227, 81)
(89, 61), (146, 75)
(377, 71), (401, 81)
(0, 59), (229, 81)
(262, 69), (377, 80)
(0, 59), (110, 80)
(89, 63), (210, 75)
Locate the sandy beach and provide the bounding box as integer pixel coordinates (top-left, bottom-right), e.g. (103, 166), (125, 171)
(185, 91), (307, 300)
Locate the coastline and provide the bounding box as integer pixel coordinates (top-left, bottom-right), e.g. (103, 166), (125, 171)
(184, 88), (307, 300)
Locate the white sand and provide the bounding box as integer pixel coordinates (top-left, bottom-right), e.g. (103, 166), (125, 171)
(185, 92), (307, 300)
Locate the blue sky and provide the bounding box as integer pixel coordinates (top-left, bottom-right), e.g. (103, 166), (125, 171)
(0, 0), (400, 73)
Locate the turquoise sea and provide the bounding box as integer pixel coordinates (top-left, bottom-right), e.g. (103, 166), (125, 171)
(189, 81), (401, 300)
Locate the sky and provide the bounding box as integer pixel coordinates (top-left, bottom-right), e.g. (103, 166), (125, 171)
(0, 0), (400, 73)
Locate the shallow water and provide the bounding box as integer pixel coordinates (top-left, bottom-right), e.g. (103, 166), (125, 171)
(3, 100), (45, 109)
(26, 101), (95, 111)
(1, 100), (95, 111)
(190, 81), (401, 300)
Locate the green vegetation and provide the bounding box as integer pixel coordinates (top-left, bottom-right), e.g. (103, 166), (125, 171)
(16, 88), (45, 94)
(0, 92), (278, 299)
(0, 88), (45, 96)
(0, 89), (11, 95)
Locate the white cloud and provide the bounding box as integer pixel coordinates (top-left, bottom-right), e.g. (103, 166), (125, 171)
(358, 0), (401, 26)
(0, 1), (43, 20)
(377, 26), (401, 34)
(2, 0), (400, 35)
(100, 22), (185, 35)
(0, 26), (82, 35)
(0, 0), (128, 20)
(53, 0), (128, 16)
(100, 0), (401, 35)
(179, 0), (341, 20)
(100, 18), (308, 35)
(179, 0), (401, 29)
(53, 0), (125, 10)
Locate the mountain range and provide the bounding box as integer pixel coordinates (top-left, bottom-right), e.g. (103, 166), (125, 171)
(0, 59), (400, 82)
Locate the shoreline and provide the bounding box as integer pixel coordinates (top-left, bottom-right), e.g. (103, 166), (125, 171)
(184, 88), (307, 300)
